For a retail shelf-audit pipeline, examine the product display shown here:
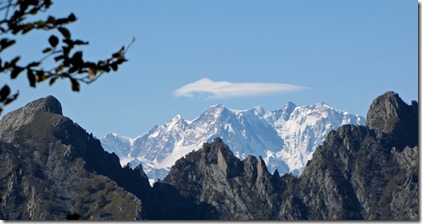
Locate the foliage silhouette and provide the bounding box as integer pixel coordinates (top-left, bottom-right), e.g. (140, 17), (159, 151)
(0, 0), (133, 114)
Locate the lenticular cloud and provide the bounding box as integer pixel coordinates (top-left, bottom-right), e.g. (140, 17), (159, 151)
(172, 78), (307, 99)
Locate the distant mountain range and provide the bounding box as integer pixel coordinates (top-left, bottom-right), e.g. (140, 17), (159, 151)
(101, 102), (365, 182)
(0, 92), (417, 220)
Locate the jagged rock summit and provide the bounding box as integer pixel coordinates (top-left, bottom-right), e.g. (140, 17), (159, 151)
(26, 95), (63, 115)
(0, 95), (63, 142)
(366, 91), (418, 149)
(154, 137), (279, 220)
(296, 91), (418, 220)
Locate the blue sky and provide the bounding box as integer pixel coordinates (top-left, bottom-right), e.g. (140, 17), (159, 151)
(1, 1), (418, 138)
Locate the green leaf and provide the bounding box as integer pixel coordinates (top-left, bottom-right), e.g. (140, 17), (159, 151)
(71, 51), (83, 61)
(74, 40), (88, 45)
(68, 13), (77, 22)
(49, 77), (58, 86)
(22, 23), (35, 34)
(112, 52), (121, 58)
(0, 39), (16, 51)
(49, 35), (59, 47)
(47, 16), (56, 25)
(58, 27), (71, 39)
(27, 69), (36, 87)
(0, 85), (11, 100)
(11, 56), (20, 65)
(63, 39), (74, 47)
(54, 55), (64, 62)
(55, 65), (64, 72)
(27, 62), (40, 67)
(36, 71), (49, 82)
(70, 78), (80, 92)
(110, 63), (118, 71)
(29, 7), (39, 15)
(35, 20), (47, 27)
(71, 51), (84, 67)
(42, 47), (52, 54)
(11, 67), (23, 79)
(4, 91), (19, 105)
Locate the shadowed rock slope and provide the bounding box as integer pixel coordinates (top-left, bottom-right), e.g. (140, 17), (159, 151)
(0, 96), (151, 220)
(157, 91), (418, 220)
(296, 91), (418, 220)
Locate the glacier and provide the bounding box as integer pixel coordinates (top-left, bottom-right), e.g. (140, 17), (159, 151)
(101, 102), (365, 184)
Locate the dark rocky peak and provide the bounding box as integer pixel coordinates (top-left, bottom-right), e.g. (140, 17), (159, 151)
(203, 137), (230, 155)
(48, 110), (152, 201)
(366, 91), (418, 148)
(295, 91), (419, 220)
(0, 97), (154, 220)
(25, 95), (63, 115)
(366, 91), (407, 133)
(0, 95), (63, 142)
(161, 137), (283, 220)
(200, 137), (243, 178)
(179, 138), (272, 181)
(243, 155), (272, 184)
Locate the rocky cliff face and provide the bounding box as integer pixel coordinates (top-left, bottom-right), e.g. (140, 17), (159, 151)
(0, 96), (151, 220)
(366, 91), (418, 149)
(160, 138), (280, 220)
(0, 92), (417, 220)
(297, 91), (418, 220)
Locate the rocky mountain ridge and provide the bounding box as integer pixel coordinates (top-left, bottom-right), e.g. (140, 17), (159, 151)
(0, 91), (417, 220)
(0, 96), (151, 220)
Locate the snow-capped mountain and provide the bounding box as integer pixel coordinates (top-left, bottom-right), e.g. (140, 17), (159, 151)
(101, 102), (365, 183)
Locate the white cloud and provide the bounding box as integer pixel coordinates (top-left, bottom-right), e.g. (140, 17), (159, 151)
(172, 78), (308, 99)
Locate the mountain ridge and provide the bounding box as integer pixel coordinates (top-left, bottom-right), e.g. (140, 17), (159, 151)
(0, 96), (151, 220)
(157, 91), (418, 220)
(0, 91), (417, 220)
(102, 101), (365, 182)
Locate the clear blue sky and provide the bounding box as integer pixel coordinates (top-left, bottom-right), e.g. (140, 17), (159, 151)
(1, 0), (418, 139)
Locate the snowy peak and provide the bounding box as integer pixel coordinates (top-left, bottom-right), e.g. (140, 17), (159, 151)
(107, 132), (134, 143)
(101, 102), (366, 182)
(284, 101), (297, 109)
(200, 104), (229, 119)
(282, 102), (297, 113)
(101, 133), (133, 166)
(166, 114), (188, 132)
(192, 104), (239, 133)
(276, 101), (296, 121)
(171, 114), (183, 122)
(210, 103), (224, 109)
(315, 101), (329, 108)
(102, 132), (133, 150)
(252, 105), (265, 113)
